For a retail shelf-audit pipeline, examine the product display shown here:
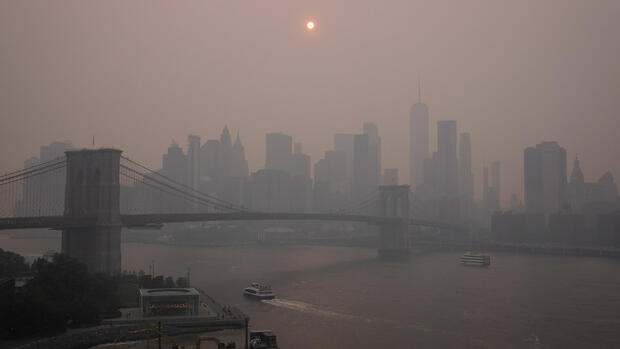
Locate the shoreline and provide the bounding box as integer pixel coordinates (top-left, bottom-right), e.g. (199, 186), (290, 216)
(11, 289), (247, 349)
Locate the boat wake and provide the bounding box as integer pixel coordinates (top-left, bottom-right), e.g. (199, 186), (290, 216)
(261, 299), (367, 322)
(262, 298), (459, 338)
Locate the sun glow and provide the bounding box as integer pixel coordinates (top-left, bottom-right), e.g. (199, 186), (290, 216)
(306, 21), (315, 30)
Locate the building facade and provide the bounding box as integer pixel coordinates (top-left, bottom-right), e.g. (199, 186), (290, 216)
(524, 141), (567, 216)
(409, 80), (429, 190)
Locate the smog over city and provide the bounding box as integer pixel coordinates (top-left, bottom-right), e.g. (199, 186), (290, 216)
(1, 1), (619, 348)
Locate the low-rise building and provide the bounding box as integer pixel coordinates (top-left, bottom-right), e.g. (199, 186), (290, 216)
(139, 288), (200, 317)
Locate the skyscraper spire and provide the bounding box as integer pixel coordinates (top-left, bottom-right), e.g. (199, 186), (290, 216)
(570, 155), (584, 184)
(409, 72), (429, 189)
(231, 130), (249, 177)
(417, 74), (422, 103)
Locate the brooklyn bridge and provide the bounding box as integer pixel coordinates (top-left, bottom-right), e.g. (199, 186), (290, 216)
(0, 148), (460, 274)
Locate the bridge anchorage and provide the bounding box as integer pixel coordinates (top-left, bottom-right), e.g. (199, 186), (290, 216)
(1, 148), (428, 274)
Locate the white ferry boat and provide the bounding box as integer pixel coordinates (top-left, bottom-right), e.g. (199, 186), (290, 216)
(243, 282), (276, 300)
(460, 252), (491, 266)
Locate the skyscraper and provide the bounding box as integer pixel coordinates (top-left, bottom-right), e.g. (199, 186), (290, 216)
(567, 156), (585, 212)
(187, 135), (201, 191)
(161, 142), (188, 212)
(458, 133), (474, 198)
(383, 168), (399, 185)
(410, 78), (429, 190)
(200, 139), (220, 178)
(363, 122), (381, 189)
(483, 163), (489, 203)
(219, 126), (232, 176)
(265, 132), (292, 172)
(436, 120), (458, 197)
(290, 143), (312, 212)
(16, 141), (74, 217)
(524, 141), (567, 216)
(231, 132), (249, 178)
(482, 161), (500, 220)
(162, 141), (187, 184)
(458, 132), (474, 218)
(491, 161), (501, 209)
(334, 133), (355, 180)
(291, 143), (311, 179)
(352, 134), (369, 200)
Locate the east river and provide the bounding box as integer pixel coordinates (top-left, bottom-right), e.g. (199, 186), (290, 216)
(2, 233), (620, 348)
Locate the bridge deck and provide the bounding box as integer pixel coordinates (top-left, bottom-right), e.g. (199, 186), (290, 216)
(0, 212), (406, 230)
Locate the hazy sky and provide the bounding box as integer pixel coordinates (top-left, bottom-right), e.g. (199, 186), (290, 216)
(1, 1), (619, 206)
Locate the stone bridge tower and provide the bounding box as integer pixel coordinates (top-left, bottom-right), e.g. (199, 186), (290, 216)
(61, 149), (122, 274)
(377, 185), (411, 259)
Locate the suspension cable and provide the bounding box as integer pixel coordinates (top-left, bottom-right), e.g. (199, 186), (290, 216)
(120, 168), (227, 212)
(0, 156), (66, 180)
(0, 162), (66, 187)
(120, 165), (240, 212)
(121, 156), (249, 211)
(334, 191), (379, 213)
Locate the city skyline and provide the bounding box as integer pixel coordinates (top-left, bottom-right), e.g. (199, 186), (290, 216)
(2, 1), (620, 209)
(5, 117), (618, 210)
(1, 2), (620, 347)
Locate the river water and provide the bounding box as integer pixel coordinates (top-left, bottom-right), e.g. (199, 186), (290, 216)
(2, 233), (620, 348)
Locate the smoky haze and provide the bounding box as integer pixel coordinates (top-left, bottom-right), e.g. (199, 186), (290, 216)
(1, 0), (619, 206)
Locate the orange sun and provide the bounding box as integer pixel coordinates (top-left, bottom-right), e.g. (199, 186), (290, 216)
(306, 21), (315, 30)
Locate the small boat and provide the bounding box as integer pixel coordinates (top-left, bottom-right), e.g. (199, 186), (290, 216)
(249, 330), (279, 349)
(243, 282), (276, 300)
(460, 252), (491, 266)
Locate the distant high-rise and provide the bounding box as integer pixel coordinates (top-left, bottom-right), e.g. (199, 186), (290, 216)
(16, 141), (74, 217)
(566, 156), (585, 212)
(352, 134), (369, 200)
(231, 132), (249, 177)
(509, 193), (520, 211)
(524, 141), (567, 216)
(40, 141), (75, 161)
(161, 142), (188, 212)
(383, 168), (399, 185)
(200, 139), (220, 178)
(265, 132), (292, 172)
(410, 78), (429, 189)
(291, 143), (311, 179)
(363, 122), (382, 189)
(219, 126), (233, 176)
(290, 143), (312, 212)
(566, 157), (618, 220)
(483, 162), (500, 219)
(334, 133), (355, 179)
(250, 169), (291, 212)
(294, 142), (303, 155)
(436, 120), (458, 197)
(187, 135), (201, 191)
(458, 133), (474, 198)
(458, 132), (474, 219)
(483, 163), (489, 205)
(313, 150), (350, 212)
(263, 133), (311, 212)
(491, 161), (501, 209)
(162, 141), (187, 184)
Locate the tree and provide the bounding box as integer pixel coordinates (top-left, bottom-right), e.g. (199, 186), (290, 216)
(0, 248), (29, 277)
(2, 253), (121, 338)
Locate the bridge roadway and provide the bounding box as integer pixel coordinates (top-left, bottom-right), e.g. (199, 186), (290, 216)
(0, 212), (454, 231)
(0, 212), (405, 231)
